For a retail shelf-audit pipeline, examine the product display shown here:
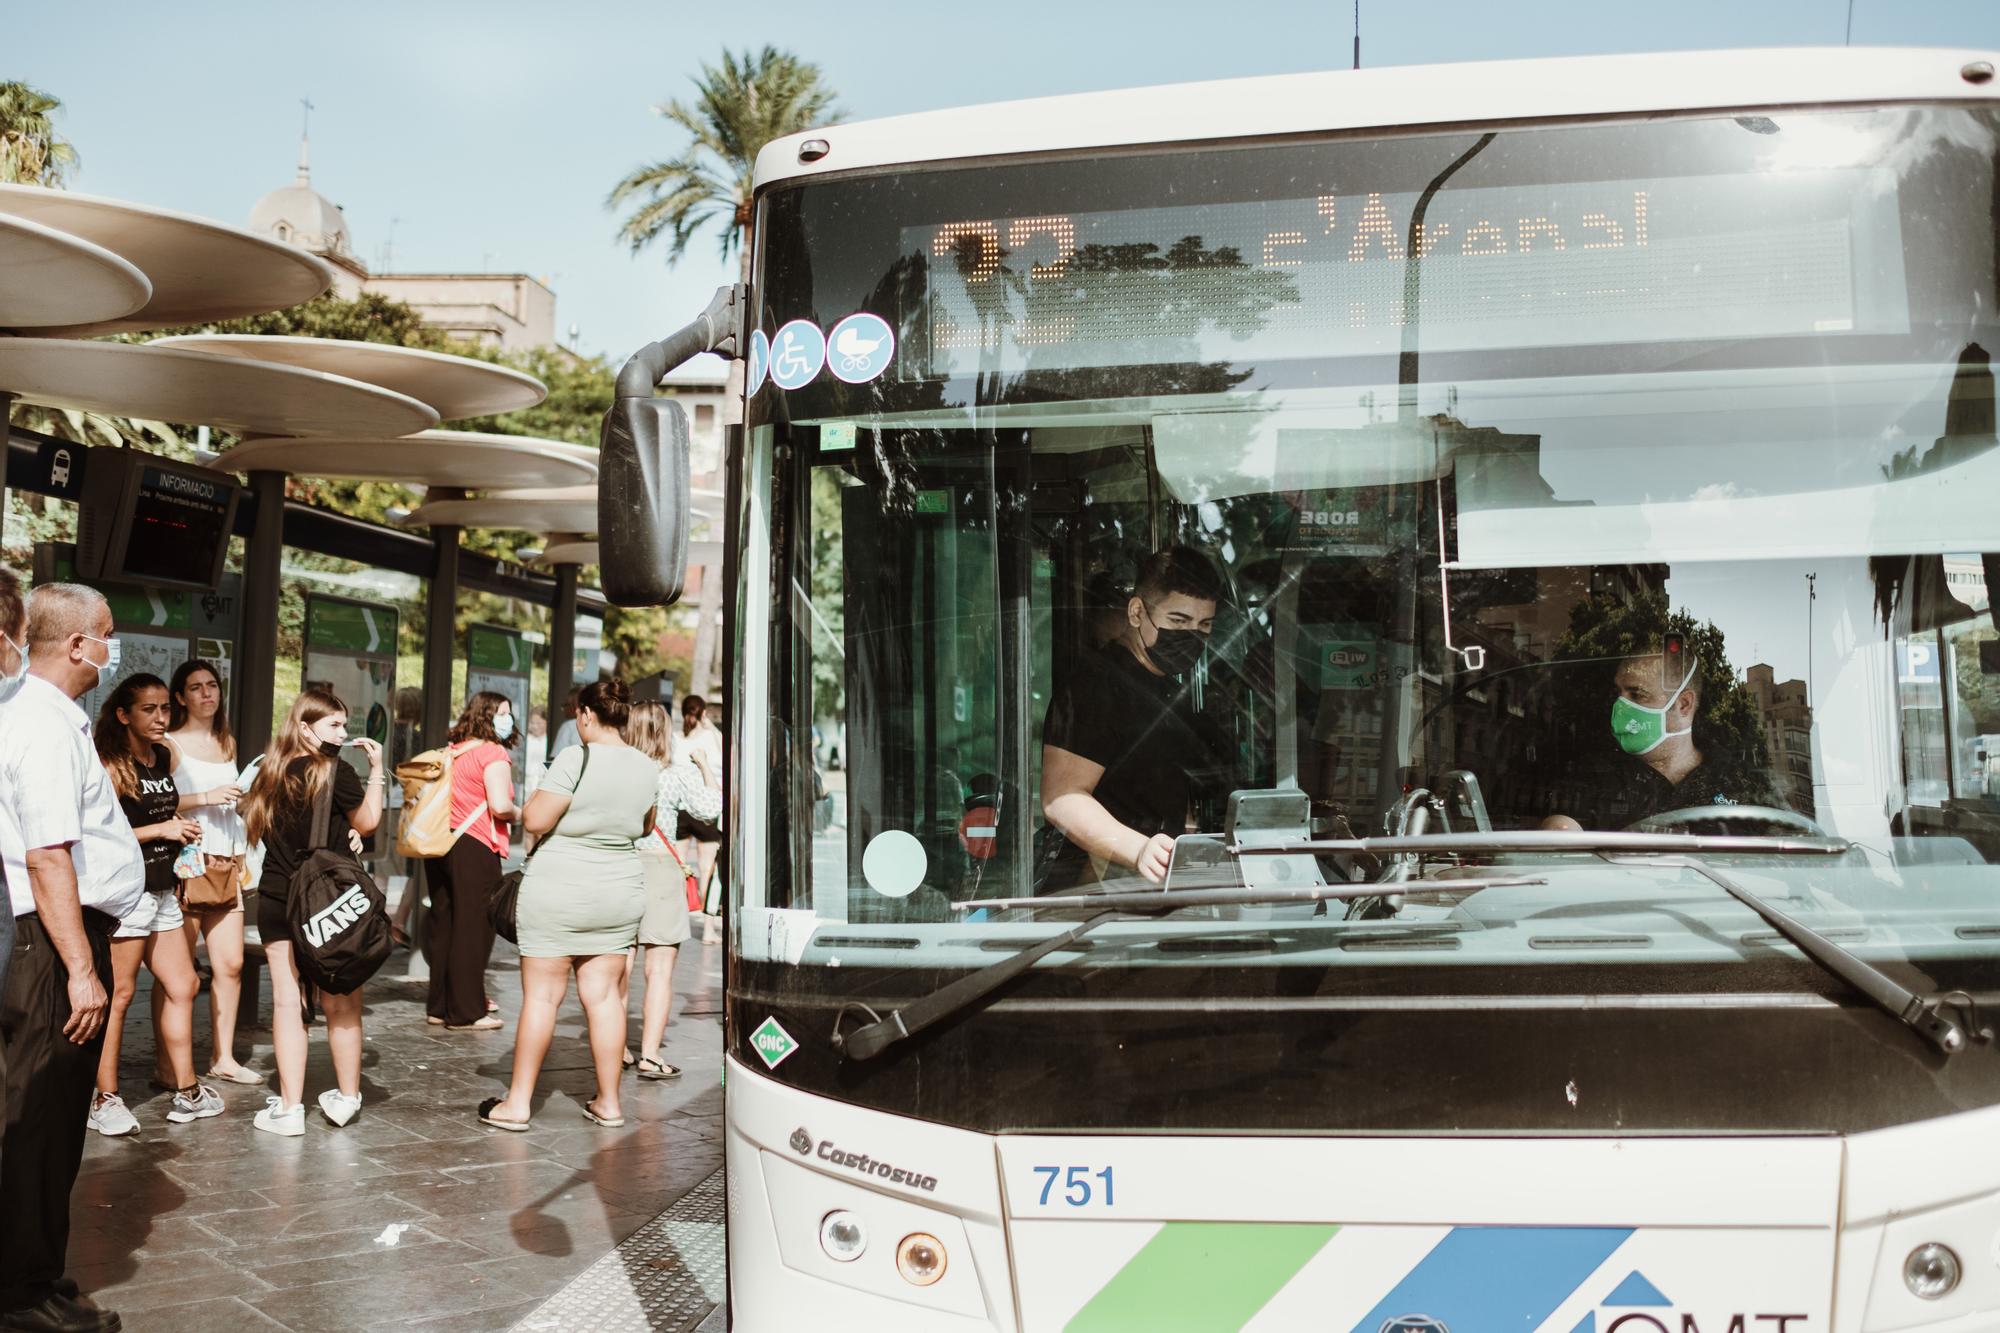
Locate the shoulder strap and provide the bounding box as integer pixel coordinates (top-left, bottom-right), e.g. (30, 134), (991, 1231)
(309, 764), (335, 852)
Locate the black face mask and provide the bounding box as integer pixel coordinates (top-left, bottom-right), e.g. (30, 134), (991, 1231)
(317, 739), (344, 758)
(1141, 606), (1208, 676)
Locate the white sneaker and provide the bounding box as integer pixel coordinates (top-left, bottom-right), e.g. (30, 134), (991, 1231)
(87, 1091), (139, 1137)
(254, 1095), (304, 1137)
(165, 1083), (225, 1123)
(318, 1088), (362, 1127)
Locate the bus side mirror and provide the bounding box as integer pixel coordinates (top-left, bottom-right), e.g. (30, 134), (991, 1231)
(598, 395), (691, 607)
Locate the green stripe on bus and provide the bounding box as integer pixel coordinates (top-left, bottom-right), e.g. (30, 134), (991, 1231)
(1062, 1222), (1339, 1333)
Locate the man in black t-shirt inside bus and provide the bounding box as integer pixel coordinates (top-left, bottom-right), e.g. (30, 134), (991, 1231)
(1039, 547), (1234, 890)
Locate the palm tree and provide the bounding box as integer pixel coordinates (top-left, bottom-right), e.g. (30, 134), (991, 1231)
(0, 81), (78, 186)
(610, 49), (840, 693)
(608, 46), (840, 283)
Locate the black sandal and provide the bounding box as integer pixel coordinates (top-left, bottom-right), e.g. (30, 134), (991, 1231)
(477, 1097), (530, 1132)
(635, 1057), (681, 1081)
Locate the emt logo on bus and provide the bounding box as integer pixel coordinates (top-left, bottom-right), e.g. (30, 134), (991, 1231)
(1578, 1270), (1806, 1333)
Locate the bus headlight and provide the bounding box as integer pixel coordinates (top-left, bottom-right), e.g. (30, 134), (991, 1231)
(896, 1232), (948, 1286)
(1903, 1242), (1961, 1299)
(819, 1210), (867, 1263)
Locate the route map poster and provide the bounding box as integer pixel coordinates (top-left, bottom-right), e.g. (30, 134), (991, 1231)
(465, 623), (532, 804)
(301, 593), (397, 790)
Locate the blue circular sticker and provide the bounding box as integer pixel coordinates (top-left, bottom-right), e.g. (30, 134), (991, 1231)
(827, 312), (896, 385)
(768, 319), (826, 391)
(746, 328), (770, 395)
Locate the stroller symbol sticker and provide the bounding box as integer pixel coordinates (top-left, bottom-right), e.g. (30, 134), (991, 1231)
(827, 312), (895, 385)
(769, 319), (825, 391)
(746, 328), (770, 395)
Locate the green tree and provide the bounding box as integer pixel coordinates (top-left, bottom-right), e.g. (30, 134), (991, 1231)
(164, 290), (451, 349)
(0, 81), (77, 185)
(608, 46), (841, 281)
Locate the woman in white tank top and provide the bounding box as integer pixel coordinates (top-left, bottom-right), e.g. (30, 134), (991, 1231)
(166, 660), (261, 1085)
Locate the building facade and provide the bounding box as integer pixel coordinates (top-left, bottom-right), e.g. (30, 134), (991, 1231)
(1745, 662), (1816, 817)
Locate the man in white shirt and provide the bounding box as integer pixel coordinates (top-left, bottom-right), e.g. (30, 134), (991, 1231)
(550, 686), (582, 760)
(0, 584), (144, 1333)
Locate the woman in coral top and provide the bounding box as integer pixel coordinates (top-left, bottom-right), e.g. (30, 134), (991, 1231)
(426, 692), (521, 1030)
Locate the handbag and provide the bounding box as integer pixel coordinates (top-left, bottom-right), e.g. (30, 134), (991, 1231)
(491, 745), (589, 945)
(183, 851), (241, 909)
(655, 827), (702, 913)
(181, 776), (247, 909)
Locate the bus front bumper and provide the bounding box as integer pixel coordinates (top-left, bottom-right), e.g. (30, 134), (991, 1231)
(723, 1055), (2000, 1332)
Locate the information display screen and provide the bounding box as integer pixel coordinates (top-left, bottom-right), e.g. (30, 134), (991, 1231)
(901, 168), (1908, 378)
(119, 466), (235, 587)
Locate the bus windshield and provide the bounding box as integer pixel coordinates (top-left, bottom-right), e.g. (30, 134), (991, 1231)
(737, 105), (2000, 1134)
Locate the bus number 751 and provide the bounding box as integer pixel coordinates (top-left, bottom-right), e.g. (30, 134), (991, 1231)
(1032, 1165), (1115, 1207)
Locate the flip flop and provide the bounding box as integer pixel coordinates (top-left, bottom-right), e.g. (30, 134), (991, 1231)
(206, 1066), (265, 1086)
(580, 1101), (626, 1128)
(477, 1097), (530, 1132)
(635, 1057), (681, 1081)
(621, 1049), (636, 1068)
(446, 1016), (505, 1031)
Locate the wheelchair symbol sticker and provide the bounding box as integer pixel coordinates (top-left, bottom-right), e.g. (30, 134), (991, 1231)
(746, 328), (770, 395)
(827, 312), (896, 385)
(768, 319), (826, 391)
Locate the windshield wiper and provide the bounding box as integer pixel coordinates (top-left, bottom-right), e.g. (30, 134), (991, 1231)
(1252, 831), (1978, 1058)
(833, 877), (1547, 1062)
(836, 828), (1981, 1063)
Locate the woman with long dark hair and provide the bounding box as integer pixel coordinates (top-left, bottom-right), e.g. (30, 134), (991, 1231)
(88, 675), (218, 1135)
(240, 689), (384, 1136)
(165, 658), (259, 1085)
(479, 679), (658, 1130)
(425, 690), (520, 1030)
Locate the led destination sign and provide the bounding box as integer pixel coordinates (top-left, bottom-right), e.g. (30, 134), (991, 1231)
(902, 168), (1906, 377)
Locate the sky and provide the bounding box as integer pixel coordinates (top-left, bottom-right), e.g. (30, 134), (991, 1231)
(13, 0), (1997, 362)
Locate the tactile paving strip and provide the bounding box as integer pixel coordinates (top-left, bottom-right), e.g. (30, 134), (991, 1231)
(515, 1168), (726, 1332)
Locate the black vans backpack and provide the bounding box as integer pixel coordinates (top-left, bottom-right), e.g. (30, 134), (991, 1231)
(285, 774), (393, 995)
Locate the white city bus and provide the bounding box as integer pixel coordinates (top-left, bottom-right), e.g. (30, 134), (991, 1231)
(604, 46), (2000, 1332)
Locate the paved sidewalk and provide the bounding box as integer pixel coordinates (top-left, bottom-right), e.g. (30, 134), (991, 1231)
(65, 930), (725, 1332)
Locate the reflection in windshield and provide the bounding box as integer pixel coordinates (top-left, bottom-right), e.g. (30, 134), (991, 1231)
(752, 106), (2000, 948)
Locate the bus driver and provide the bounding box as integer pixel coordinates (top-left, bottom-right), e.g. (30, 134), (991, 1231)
(1547, 645), (1770, 831)
(1039, 547), (1233, 889)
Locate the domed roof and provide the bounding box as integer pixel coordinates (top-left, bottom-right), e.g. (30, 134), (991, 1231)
(249, 137), (351, 258)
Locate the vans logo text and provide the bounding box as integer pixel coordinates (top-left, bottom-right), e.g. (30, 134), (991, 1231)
(303, 885), (371, 947)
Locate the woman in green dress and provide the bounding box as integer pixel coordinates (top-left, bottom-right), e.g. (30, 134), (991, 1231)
(479, 679), (659, 1130)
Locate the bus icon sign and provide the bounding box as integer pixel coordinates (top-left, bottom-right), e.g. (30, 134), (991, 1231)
(751, 1016), (800, 1069)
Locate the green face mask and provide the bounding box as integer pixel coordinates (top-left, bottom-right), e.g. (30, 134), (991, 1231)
(1611, 659), (1696, 755)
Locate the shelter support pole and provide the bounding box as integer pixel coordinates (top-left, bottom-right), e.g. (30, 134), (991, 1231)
(238, 470), (286, 757)
(0, 392), (13, 519)
(422, 523), (462, 746)
(547, 563), (578, 724)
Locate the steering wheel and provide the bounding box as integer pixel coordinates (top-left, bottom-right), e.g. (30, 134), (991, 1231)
(1629, 804), (1829, 838)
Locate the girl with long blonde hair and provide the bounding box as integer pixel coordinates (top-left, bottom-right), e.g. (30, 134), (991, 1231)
(241, 689), (385, 1136)
(619, 701), (688, 1079)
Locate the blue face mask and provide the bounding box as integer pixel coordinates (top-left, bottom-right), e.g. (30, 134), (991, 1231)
(0, 633), (27, 705)
(82, 633), (120, 688)
(493, 712), (515, 741)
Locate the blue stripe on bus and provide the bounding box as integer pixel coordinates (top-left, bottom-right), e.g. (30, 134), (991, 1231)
(1347, 1226), (1632, 1333)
